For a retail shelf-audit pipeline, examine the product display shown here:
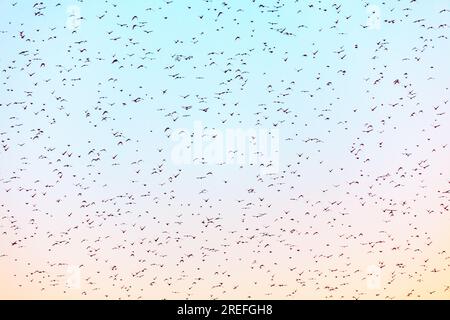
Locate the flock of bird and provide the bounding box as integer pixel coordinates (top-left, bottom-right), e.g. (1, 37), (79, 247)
(0, 0), (449, 299)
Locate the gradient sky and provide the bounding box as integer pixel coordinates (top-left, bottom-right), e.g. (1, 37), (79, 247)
(0, 0), (449, 300)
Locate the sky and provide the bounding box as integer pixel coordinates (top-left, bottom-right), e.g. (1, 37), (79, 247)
(0, 0), (449, 300)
